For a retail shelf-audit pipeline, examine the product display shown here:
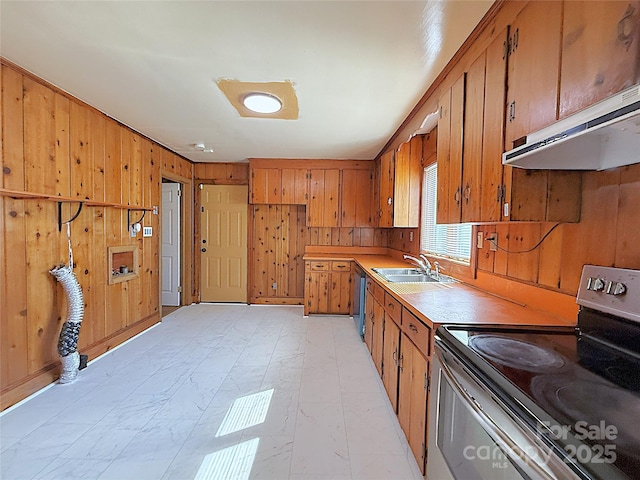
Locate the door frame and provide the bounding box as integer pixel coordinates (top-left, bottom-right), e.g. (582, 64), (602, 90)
(194, 181), (251, 303)
(161, 172), (193, 306)
(161, 181), (182, 306)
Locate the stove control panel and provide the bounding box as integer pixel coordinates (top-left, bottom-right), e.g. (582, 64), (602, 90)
(586, 277), (626, 295)
(578, 265), (640, 323)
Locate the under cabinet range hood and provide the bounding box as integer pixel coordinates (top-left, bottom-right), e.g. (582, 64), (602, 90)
(503, 84), (640, 171)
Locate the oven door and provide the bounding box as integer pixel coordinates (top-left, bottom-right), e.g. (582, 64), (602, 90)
(427, 342), (581, 480)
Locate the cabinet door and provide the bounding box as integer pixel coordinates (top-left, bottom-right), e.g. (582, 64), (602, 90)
(371, 298), (385, 377)
(364, 289), (374, 352)
(308, 169), (340, 227)
(397, 333), (414, 444)
(306, 271), (329, 314)
(378, 151), (395, 227)
(329, 271), (351, 314)
(250, 168), (281, 204)
(560, 1), (640, 118)
(436, 75), (465, 224)
(461, 53), (486, 223)
(436, 88), (452, 224)
(342, 169), (374, 227)
(381, 317), (400, 412)
(281, 168), (308, 204)
(397, 335), (428, 475)
(407, 342), (428, 474)
(393, 137), (422, 227)
(505, 0), (562, 149)
(482, 27), (509, 222)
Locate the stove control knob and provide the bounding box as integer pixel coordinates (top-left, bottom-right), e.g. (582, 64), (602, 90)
(590, 277), (605, 292)
(610, 282), (627, 296)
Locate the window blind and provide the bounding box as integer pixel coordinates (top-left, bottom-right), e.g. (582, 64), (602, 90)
(420, 164), (472, 262)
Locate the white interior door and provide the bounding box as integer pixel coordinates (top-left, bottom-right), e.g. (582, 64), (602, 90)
(162, 182), (181, 306)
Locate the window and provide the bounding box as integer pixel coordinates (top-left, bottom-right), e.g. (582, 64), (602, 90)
(420, 164), (472, 262)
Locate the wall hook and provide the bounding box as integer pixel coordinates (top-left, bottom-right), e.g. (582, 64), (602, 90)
(58, 201), (83, 231)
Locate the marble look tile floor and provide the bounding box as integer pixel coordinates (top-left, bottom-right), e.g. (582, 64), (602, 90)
(0, 305), (424, 480)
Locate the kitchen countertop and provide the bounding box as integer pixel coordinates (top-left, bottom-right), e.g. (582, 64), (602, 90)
(304, 253), (577, 329)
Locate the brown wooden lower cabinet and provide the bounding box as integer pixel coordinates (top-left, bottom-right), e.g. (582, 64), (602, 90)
(371, 296), (385, 377)
(381, 314), (401, 411)
(398, 332), (429, 474)
(363, 284), (431, 475)
(304, 259), (352, 315)
(364, 279), (375, 351)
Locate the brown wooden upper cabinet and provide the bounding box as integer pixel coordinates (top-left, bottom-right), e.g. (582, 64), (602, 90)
(377, 136), (422, 228)
(341, 168), (375, 227)
(308, 169), (340, 227)
(437, 33), (507, 223)
(281, 168), (309, 204)
(435, 20), (581, 225)
(436, 74), (465, 224)
(504, 0), (562, 151)
(251, 166), (308, 204)
(437, 59), (485, 225)
(378, 150), (395, 227)
(559, 0), (640, 119)
(250, 167), (281, 204)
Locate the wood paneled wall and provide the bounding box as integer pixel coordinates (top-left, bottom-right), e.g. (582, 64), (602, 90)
(250, 208), (390, 303)
(477, 164), (640, 295)
(389, 164), (640, 297)
(194, 162), (249, 184)
(251, 205), (307, 303)
(0, 61), (193, 409)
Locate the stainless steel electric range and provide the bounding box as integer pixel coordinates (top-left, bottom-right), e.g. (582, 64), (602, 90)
(428, 265), (640, 480)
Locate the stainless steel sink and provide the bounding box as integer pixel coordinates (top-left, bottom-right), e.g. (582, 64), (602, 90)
(382, 274), (439, 283)
(372, 268), (422, 276)
(372, 267), (456, 284)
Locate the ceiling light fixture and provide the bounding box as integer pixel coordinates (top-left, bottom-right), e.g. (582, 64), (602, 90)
(195, 143), (214, 153)
(242, 93), (282, 114)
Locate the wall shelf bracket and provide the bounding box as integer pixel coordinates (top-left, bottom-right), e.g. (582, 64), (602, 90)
(58, 201), (84, 231)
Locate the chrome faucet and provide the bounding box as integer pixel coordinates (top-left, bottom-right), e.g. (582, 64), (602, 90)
(419, 254), (432, 273)
(433, 261), (442, 280)
(403, 254), (432, 275)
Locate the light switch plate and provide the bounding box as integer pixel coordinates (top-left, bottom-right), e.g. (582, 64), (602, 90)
(143, 226), (153, 237)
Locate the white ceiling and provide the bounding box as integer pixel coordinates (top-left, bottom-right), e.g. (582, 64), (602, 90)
(0, 1), (493, 163)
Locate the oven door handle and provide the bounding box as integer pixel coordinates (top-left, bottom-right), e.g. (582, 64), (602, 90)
(438, 352), (557, 480)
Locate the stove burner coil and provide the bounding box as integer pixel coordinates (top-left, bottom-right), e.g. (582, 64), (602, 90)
(469, 335), (566, 372)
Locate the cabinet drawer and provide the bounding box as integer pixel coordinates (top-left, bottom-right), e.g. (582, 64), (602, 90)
(384, 292), (402, 326)
(401, 308), (430, 357)
(309, 261), (330, 271)
(331, 261), (351, 272)
(366, 276), (375, 294)
(373, 282), (385, 303)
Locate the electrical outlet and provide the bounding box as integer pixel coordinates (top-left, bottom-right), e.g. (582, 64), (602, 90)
(487, 233), (498, 251)
(272, 282), (277, 290)
(477, 232), (483, 249)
